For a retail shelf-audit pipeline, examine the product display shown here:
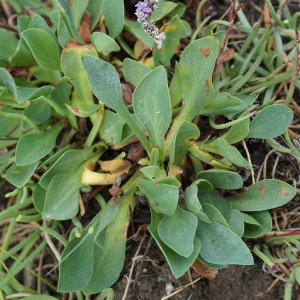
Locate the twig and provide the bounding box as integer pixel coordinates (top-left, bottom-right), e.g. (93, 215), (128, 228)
(133, 236), (153, 289)
(122, 238), (145, 300)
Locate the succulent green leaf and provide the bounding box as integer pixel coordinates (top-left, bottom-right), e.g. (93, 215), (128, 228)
(178, 36), (218, 122)
(22, 101), (51, 130)
(16, 122), (64, 166)
(103, 0), (124, 39)
(168, 2), (186, 18)
(61, 47), (98, 106)
(197, 253), (227, 269)
(56, 0), (85, 44)
(140, 166), (166, 181)
(169, 121), (200, 166)
(6, 161), (39, 188)
(241, 212), (261, 225)
(153, 15), (187, 66)
(16, 86), (53, 105)
(123, 19), (153, 48)
(0, 68), (17, 100)
(225, 94), (258, 119)
(22, 28), (61, 71)
(247, 105), (293, 138)
(184, 183), (210, 223)
(71, 0), (88, 29)
(228, 179), (297, 211)
(94, 203), (119, 247)
(39, 147), (95, 188)
(169, 62), (182, 108)
(123, 58), (151, 87)
(200, 138), (251, 169)
(199, 91), (243, 117)
(243, 211), (272, 238)
(150, 2), (177, 21)
(133, 66), (171, 161)
(198, 189), (232, 219)
(197, 169), (243, 190)
(32, 184), (47, 214)
(99, 111), (125, 145)
(87, 0), (104, 31)
(16, 122), (63, 166)
(82, 194), (134, 294)
(137, 179), (178, 215)
(50, 10), (73, 47)
(11, 16), (35, 66)
(0, 28), (18, 58)
(202, 203), (228, 228)
(227, 209), (244, 237)
(223, 118), (250, 144)
(82, 56), (152, 152)
(158, 206), (198, 257)
(91, 32), (120, 53)
(43, 171), (89, 220)
(196, 221), (253, 265)
(0, 107), (20, 138)
(148, 208), (201, 278)
(58, 220), (98, 292)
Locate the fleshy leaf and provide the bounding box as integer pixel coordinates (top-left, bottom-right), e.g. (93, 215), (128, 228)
(58, 219), (98, 292)
(137, 179), (178, 215)
(198, 188), (231, 219)
(247, 105), (293, 138)
(133, 66), (171, 161)
(169, 121), (200, 166)
(184, 184), (210, 223)
(202, 203), (228, 228)
(16, 123), (64, 166)
(158, 207), (198, 257)
(82, 55), (151, 153)
(43, 170), (89, 220)
(91, 32), (120, 53)
(123, 58), (151, 87)
(197, 169), (243, 190)
(228, 179), (296, 211)
(178, 36), (218, 121)
(199, 138), (251, 169)
(39, 147), (97, 189)
(196, 221), (253, 265)
(243, 211), (272, 238)
(227, 209), (244, 237)
(22, 28), (61, 71)
(6, 161), (39, 188)
(102, 0), (124, 39)
(148, 208), (201, 278)
(82, 194), (134, 294)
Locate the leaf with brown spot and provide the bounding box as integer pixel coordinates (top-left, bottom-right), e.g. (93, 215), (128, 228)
(228, 179), (297, 211)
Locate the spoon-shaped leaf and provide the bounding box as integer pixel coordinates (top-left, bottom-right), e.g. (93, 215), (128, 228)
(82, 55), (151, 154)
(133, 66), (171, 162)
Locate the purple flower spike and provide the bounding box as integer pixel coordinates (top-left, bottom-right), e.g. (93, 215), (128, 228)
(135, 1), (151, 14)
(135, 0), (166, 50)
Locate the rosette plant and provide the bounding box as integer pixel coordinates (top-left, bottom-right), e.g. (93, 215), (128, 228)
(0, 0), (298, 297)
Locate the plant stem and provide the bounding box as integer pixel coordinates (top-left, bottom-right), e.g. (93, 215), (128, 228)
(208, 112), (255, 129)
